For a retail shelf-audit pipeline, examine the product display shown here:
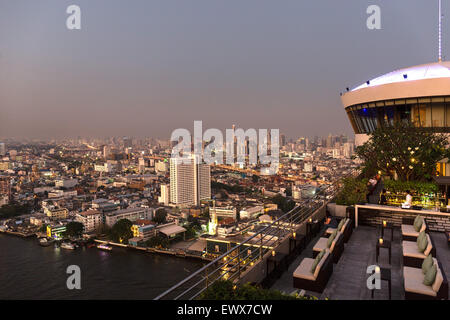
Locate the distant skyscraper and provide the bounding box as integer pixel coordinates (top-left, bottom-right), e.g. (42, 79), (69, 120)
(103, 145), (110, 159)
(170, 155), (211, 206)
(0, 143), (5, 156)
(123, 137), (132, 149)
(280, 134), (286, 147)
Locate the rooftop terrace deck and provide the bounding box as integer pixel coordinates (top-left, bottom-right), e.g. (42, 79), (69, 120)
(271, 225), (450, 300)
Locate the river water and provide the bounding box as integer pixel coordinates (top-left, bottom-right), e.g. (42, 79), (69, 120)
(0, 234), (204, 299)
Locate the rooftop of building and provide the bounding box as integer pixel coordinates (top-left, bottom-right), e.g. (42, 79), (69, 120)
(271, 225), (450, 300)
(341, 61), (450, 108)
(352, 61), (450, 92)
(77, 209), (101, 217)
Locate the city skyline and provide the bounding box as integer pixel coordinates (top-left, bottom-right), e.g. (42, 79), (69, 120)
(0, 1), (446, 139)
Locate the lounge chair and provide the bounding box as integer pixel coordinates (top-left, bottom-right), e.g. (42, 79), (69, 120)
(402, 233), (436, 268)
(404, 258), (448, 300)
(324, 218), (353, 243)
(401, 216), (427, 241)
(293, 250), (333, 293)
(312, 231), (344, 263)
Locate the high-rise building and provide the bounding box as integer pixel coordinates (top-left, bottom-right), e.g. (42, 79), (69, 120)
(123, 137), (132, 148)
(170, 155), (211, 206)
(341, 60), (450, 178)
(341, 61), (450, 146)
(0, 175), (11, 205)
(103, 145), (111, 159)
(0, 143), (5, 156)
(158, 184), (170, 206)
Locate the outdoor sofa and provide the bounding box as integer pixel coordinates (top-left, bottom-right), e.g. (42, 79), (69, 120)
(293, 249), (333, 293)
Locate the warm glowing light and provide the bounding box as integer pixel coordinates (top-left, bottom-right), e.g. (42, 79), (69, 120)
(272, 250), (276, 257)
(379, 238), (383, 245)
(375, 266), (380, 273)
(383, 220), (387, 227)
(293, 232), (296, 239)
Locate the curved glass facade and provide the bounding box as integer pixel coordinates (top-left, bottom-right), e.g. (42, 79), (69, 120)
(346, 96), (450, 134)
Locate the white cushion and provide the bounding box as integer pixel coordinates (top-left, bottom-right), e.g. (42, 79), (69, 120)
(424, 234), (433, 256)
(325, 227), (335, 235)
(402, 241), (427, 259)
(401, 224), (419, 237)
(403, 266), (437, 297)
(293, 258), (316, 281)
(420, 221), (427, 233)
(329, 232), (342, 252)
(432, 258), (444, 293)
(341, 219), (349, 232)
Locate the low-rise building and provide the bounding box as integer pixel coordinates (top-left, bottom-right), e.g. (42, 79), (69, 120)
(55, 178), (78, 189)
(47, 224), (67, 240)
(44, 207), (69, 220)
(239, 206), (264, 220)
(105, 207), (153, 227)
(210, 206), (237, 220)
(75, 210), (103, 232)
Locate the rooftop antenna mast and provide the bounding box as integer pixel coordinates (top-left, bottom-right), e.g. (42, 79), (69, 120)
(439, 0), (443, 62)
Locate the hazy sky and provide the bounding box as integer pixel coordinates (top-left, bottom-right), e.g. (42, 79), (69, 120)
(0, 1), (446, 139)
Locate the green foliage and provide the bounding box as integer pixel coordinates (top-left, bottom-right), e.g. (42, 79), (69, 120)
(187, 215), (201, 229)
(356, 122), (450, 181)
(211, 182), (252, 194)
(110, 219), (133, 244)
(64, 221), (84, 238)
(199, 280), (312, 300)
(335, 177), (368, 206)
(184, 226), (198, 239)
(0, 204), (31, 219)
(383, 179), (439, 195)
(271, 194), (296, 213)
(153, 208), (167, 224)
(145, 235), (169, 248)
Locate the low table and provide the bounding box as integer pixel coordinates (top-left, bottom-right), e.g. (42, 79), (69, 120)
(289, 235), (305, 254)
(376, 239), (391, 264)
(306, 221), (320, 240)
(371, 267), (391, 300)
(380, 222), (394, 240)
(267, 252), (287, 279)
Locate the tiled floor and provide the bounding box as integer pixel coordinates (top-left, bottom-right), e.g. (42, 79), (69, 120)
(271, 225), (450, 300)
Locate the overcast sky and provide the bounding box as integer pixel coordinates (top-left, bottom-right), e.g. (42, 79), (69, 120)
(0, 1), (445, 139)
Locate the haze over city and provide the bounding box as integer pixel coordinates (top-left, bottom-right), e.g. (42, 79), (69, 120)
(0, 1), (445, 139)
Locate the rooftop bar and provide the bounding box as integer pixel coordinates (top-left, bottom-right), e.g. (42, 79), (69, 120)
(353, 204), (450, 232)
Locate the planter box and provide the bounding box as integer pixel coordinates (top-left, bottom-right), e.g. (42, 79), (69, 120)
(327, 203), (348, 218)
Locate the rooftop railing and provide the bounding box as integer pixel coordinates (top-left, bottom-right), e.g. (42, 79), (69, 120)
(154, 170), (357, 300)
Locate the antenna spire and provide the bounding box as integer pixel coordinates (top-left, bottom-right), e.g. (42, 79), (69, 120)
(439, 0), (443, 62)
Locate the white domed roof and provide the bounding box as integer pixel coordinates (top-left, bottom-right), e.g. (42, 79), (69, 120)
(352, 61), (450, 91)
(341, 61), (450, 108)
